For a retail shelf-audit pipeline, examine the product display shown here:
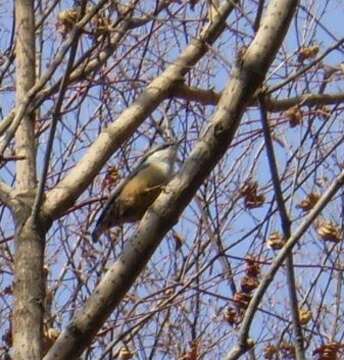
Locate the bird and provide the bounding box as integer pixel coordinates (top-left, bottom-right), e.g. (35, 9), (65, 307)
(92, 141), (179, 242)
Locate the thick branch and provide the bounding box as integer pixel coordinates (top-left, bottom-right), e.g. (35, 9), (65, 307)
(44, 0), (298, 357)
(12, 0), (42, 359)
(42, 0), (240, 220)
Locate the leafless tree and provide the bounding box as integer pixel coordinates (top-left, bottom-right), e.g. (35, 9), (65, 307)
(0, 0), (343, 359)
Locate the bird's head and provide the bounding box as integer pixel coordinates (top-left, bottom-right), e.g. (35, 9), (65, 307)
(144, 141), (179, 166)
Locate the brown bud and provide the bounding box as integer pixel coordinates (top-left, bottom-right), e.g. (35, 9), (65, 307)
(264, 344), (278, 359)
(234, 291), (252, 309)
(297, 192), (320, 211)
(299, 308), (312, 325)
(298, 45), (320, 62)
(317, 220), (341, 243)
(241, 275), (259, 293)
(223, 307), (238, 326)
(285, 105), (303, 127)
(267, 231), (285, 250)
(313, 342), (344, 360)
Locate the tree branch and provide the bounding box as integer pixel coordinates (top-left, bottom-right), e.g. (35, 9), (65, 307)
(259, 95), (305, 360)
(31, 7), (83, 223)
(42, 0), (240, 220)
(224, 168), (344, 359)
(172, 82), (344, 110)
(44, 0), (298, 357)
(12, 0), (41, 358)
(0, 0), (110, 152)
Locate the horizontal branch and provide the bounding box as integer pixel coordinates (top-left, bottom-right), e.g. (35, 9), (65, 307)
(265, 92), (344, 111)
(172, 83), (344, 111)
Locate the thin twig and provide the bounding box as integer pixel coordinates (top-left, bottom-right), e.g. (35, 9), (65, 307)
(258, 94), (305, 360)
(224, 169), (344, 360)
(0, 0), (110, 153)
(31, 14), (83, 223)
(267, 38), (344, 95)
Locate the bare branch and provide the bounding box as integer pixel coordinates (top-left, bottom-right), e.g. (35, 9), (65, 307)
(0, 0), (110, 153)
(12, 0), (41, 358)
(43, 0), (299, 357)
(173, 79), (344, 111)
(259, 95), (305, 360)
(43, 0), (240, 220)
(31, 7), (83, 223)
(225, 169), (344, 360)
(267, 38), (344, 95)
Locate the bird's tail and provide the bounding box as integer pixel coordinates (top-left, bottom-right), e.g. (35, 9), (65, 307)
(91, 208), (108, 242)
(91, 196), (117, 242)
(91, 223), (103, 243)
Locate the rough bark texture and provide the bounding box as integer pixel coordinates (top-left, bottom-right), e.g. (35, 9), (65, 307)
(42, 0), (239, 220)
(13, 215), (46, 360)
(44, 0), (298, 359)
(12, 1), (44, 359)
(13, 0), (36, 188)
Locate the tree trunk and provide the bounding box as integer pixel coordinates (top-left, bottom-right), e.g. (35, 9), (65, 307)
(12, 0), (45, 359)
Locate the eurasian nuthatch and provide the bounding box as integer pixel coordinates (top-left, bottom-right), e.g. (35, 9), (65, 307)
(92, 142), (179, 242)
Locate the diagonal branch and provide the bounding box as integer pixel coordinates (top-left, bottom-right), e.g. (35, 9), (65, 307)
(42, 0), (240, 220)
(0, 0), (110, 152)
(44, 0), (299, 358)
(225, 168), (344, 360)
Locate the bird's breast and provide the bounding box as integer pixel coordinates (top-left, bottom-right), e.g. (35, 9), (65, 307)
(117, 163), (171, 220)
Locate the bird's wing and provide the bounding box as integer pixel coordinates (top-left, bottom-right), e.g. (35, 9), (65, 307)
(91, 161), (150, 242)
(91, 144), (172, 242)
